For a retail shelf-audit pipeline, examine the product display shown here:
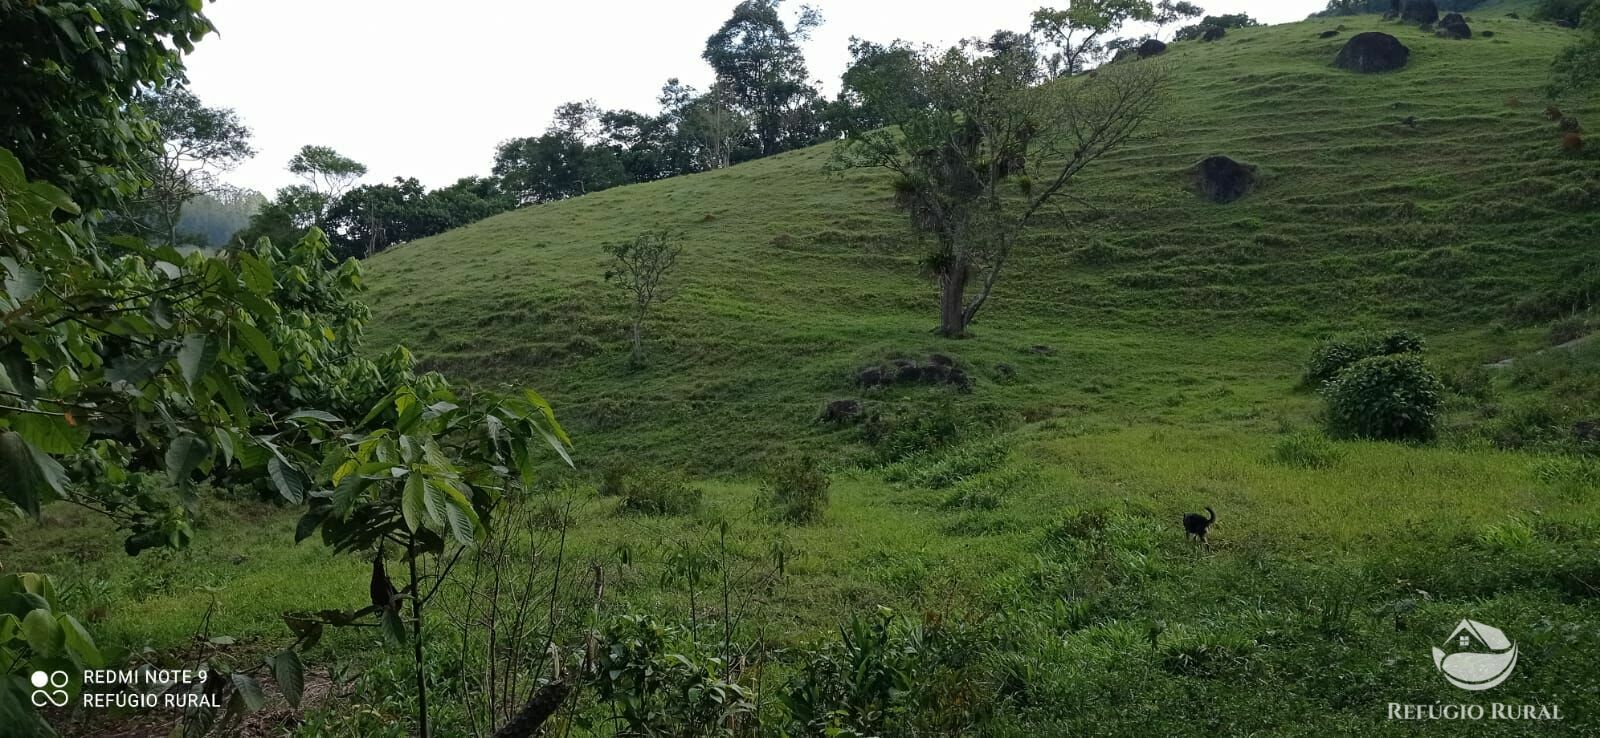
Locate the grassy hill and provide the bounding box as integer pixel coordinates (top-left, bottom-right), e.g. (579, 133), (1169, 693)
(16, 9), (1600, 736)
(364, 10), (1596, 472)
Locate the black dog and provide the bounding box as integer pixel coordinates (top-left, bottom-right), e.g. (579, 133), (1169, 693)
(1183, 507), (1216, 543)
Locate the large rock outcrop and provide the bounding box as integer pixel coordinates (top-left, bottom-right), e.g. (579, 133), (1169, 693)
(1437, 12), (1472, 39)
(1138, 39), (1168, 58)
(1401, 0), (1439, 23)
(1191, 156), (1259, 204)
(1334, 32), (1411, 74)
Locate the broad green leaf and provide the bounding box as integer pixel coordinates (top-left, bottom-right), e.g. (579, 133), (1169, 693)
(231, 673), (266, 712)
(235, 323), (279, 372)
(21, 609), (63, 657)
(10, 412), (88, 455)
(401, 474), (426, 533)
(237, 437), (273, 470)
(272, 650), (305, 708)
(165, 435), (209, 485)
(1, 260), (43, 303)
(524, 388), (573, 446)
(0, 345), (33, 402)
(440, 482), (482, 544)
(216, 379), (249, 429)
(421, 476), (450, 527)
(331, 471), (367, 516)
(28, 181), (80, 216)
(0, 431), (68, 516)
(380, 607), (407, 646)
(238, 252), (273, 296)
(268, 457), (306, 504)
(61, 614), (103, 669)
(177, 333), (218, 387)
(213, 427), (237, 468)
(286, 410), (341, 424)
(0, 148), (23, 186)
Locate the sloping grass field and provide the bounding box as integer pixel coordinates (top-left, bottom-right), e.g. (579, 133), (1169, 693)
(14, 7), (1600, 735)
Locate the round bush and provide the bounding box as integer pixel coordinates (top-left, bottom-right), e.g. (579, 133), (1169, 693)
(1304, 329), (1426, 385)
(1323, 356), (1445, 441)
(1305, 338), (1369, 385)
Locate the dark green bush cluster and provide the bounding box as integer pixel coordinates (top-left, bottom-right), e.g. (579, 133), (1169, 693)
(758, 456), (831, 524)
(593, 615), (753, 733)
(1322, 355), (1445, 441)
(779, 609), (993, 737)
(1303, 329), (1425, 385)
(615, 471), (702, 516)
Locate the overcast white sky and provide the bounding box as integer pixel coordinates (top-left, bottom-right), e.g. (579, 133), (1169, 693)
(185, 0), (1326, 196)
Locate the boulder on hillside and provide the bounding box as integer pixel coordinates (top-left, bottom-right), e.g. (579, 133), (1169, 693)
(1201, 25), (1227, 42)
(1191, 156), (1259, 204)
(821, 399), (864, 424)
(1437, 12), (1472, 39)
(857, 356), (972, 392)
(1401, 0), (1439, 23)
(1138, 39), (1168, 58)
(1334, 32), (1411, 74)
(1319, 30), (1341, 39)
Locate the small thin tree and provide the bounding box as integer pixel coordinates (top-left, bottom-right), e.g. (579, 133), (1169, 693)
(832, 36), (1167, 338)
(604, 229), (683, 364)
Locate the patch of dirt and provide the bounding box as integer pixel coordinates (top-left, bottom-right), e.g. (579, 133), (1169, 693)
(1483, 333), (1597, 369)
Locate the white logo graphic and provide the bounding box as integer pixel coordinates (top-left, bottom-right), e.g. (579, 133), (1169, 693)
(30, 670), (70, 707)
(1432, 620), (1517, 691)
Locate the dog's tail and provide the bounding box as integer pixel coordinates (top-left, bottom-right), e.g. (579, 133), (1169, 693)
(1205, 506), (1216, 523)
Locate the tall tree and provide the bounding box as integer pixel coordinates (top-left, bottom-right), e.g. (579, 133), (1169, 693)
(1030, 1), (1155, 77)
(288, 144), (367, 214)
(493, 131), (628, 205)
(832, 37), (1167, 337)
(0, 0), (214, 212)
(1153, 1), (1206, 39)
(703, 0), (826, 157)
(137, 88), (255, 245)
(830, 38), (927, 133)
(1549, 2), (1600, 95)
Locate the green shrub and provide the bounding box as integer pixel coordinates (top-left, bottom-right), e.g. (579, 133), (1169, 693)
(1304, 330), (1426, 385)
(758, 456), (831, 524)
(1323, 356), (1445, 441)
(1550, 315), (1591, 346)
(1044, 508), (1114, 547)
(862, 400), (965, 463)
(620, 473), (702, 516)
(598, 464), (630, 497)
(1270, 432), (1344, 469)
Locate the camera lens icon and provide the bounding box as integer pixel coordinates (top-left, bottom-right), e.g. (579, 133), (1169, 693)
(30, 670), (70, 707)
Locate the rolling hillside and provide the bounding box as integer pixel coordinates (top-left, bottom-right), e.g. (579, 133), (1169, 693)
(363, 10), (1596, 471)
(18, 8), (1600, 736)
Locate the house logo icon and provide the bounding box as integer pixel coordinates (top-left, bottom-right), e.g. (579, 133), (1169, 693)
(1432, 619), (1517, 691)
